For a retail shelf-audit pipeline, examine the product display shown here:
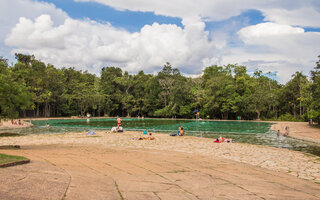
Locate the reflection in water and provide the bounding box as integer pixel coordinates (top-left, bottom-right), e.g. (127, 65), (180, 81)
(2, 118), (320, 156)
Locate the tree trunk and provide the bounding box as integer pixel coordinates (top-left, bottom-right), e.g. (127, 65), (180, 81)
(164, 95), (167, 106)
(256, 110), (261, 120)
(293, 103), (296, 118)
(299, 99), (302, 117)
(36, 103), (40, 117)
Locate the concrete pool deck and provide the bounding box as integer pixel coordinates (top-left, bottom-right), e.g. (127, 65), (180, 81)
(1, 145), (320, 200)
(1, 123), (320, 199)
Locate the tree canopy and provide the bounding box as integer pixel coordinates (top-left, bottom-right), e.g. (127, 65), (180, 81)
(1, 54), (320, 124)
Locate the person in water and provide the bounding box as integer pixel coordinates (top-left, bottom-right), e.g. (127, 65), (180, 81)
(284, 126), (289, 136)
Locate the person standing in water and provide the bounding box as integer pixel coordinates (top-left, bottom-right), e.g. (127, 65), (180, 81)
(285, 126), (289, 136)
(117, 116), (122, 128)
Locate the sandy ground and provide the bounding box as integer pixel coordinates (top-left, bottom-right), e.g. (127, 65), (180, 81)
(0, 120), (33, 129)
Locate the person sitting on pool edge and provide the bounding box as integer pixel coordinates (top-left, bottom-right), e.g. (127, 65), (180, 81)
(178, 127), (184, 136)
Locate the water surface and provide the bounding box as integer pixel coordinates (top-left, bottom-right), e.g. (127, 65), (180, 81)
(3, 118), (320, 157)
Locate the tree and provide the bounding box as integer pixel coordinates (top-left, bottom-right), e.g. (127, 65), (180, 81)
(309, 55), (320, 124)
(131, 71), (152, 117)
(281, 72), (309, 119)
(0, 58), (33, 119)
(157, 62), (178, 107)
(232, 65), (256, 119)
(154, 62), (192, 117)
(251, 70), (272, 120)
(202, 65), (238, 119)
(1, 53), (318, 122)
(100, 67), (123, 116)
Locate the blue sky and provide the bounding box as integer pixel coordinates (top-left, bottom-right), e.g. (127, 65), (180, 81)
(41, 0), (183, 32)
(1, 0), (320, 83)
(41, 0), (268, 34)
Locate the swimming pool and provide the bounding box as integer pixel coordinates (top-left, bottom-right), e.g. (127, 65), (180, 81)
(4, 118), (320, 156)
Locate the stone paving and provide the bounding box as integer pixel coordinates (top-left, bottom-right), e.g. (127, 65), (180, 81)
(1, 145), (320, 200)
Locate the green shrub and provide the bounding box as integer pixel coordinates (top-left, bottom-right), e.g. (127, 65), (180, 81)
(278, 113), (304, 122)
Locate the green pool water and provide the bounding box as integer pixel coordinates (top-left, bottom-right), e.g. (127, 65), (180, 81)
(32, 118), (272, 133)
(4, 118), (320, 157)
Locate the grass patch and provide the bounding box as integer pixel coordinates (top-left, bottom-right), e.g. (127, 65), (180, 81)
(0, 153), (27, 165)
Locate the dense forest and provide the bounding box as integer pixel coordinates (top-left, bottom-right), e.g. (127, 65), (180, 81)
(0, 53), (320, 124)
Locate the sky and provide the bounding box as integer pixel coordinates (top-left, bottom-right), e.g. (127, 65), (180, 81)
(1, 0), (320, 83)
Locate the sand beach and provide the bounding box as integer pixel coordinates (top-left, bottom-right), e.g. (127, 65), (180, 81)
(0, 121), (320, 199)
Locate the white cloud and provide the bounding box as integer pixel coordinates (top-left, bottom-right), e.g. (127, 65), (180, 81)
(75, 0), (320, 27)
(0, 0), (68, 59)
(2, 0), (320, 83)
(238, 22), (304, 40)
(262, 7), (320, 28)
(218, 22), (320, 83)
(74, 0), (259, 22)
(72, 0), (320, 83)
(0, 0), (68, 37)
(5, 14), (215, 74)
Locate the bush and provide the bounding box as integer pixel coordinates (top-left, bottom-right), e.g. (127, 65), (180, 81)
(278, 113), (304, 122)
(262, 113), (305, 122)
